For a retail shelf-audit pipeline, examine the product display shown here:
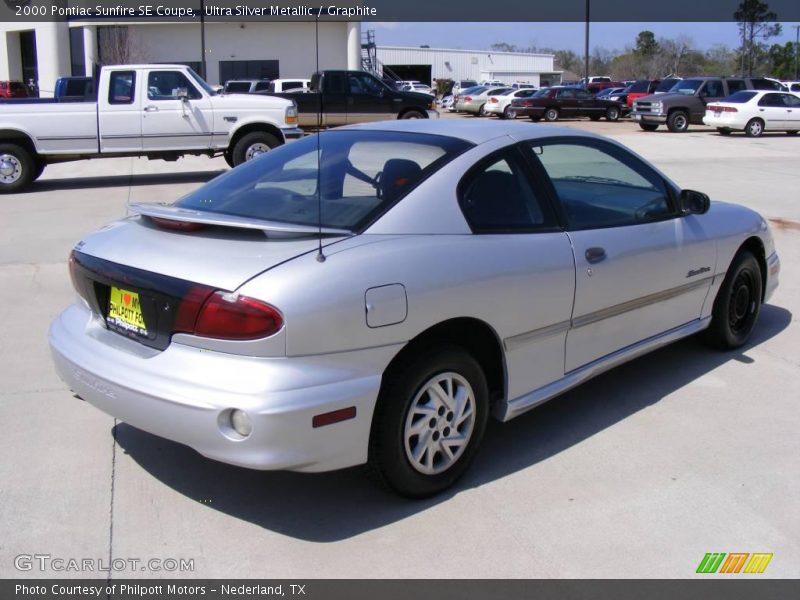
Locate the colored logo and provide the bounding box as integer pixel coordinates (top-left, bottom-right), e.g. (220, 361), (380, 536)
(696, 552), (773, 574)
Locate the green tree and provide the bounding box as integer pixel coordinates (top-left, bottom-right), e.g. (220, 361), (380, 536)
(635, 31), (659, 57)
(767, 42), (799, 79)
(554, 49), (581, 72)
(734, 0), (782, 76)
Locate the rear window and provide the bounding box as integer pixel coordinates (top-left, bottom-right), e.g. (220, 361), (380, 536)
(723, 91), (757, 103)
(174, 131), (472, 232)
(628, 81), (650, 93)
(225, 81), (252, 93)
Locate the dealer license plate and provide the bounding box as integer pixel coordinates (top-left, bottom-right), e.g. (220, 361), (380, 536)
(107, 287), (148, 337)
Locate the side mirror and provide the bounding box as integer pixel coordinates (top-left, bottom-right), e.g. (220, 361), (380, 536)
(680, 189), (710, 215)
(176, 88), (189, 102)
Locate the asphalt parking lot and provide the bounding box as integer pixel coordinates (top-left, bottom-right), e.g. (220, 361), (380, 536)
(1, 115), (798, 579)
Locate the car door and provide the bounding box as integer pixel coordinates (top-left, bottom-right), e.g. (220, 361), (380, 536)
(98, 69), (143, 153)
(319, 71), (347, 126)
(527, 138), (716, 372)
(556, 88), (578, 116)
(756, 93), (790, 129)
(784, 93), (800, 128)
(456, 147), (576, 400)
(141, 70), (213, 151)
(346, 71), (395, 124)
(575, 88), (599, 117)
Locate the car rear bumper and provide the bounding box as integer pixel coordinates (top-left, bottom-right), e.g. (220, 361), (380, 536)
(49, 303), (399, 473)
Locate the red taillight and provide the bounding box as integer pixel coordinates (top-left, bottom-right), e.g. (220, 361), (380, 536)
(174, 285), (215, 333)
(709, 105), (738, 113)
(149, 216), (206, 232)
(193, 291), (284, 340)
(464, 96), (472, 102)
(490, 97), (498, 103)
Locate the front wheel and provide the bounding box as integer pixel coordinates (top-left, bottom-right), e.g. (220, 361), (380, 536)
(0, 144), (36, 193)
(478, 104), (487, 117)
(368, 345), (489, 498)
(503, 105), (517, 120)
(231, 131), (279, 167)
(703, 251), (762, 349)
(666, 110), (689, 133)
(605, 107), (620, 121)
(400, 110), (425, 119)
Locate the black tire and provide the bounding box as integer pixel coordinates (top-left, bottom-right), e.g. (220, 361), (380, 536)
(666, 110), (689, 133)
(639, 122), (659, 132)
(589, 115), (601, 121)
(223, 150), (235, 168)
(787, 130), (799, 135)
(231, 131), (279, 167)
(32, 159), (46, 181)
(703, 251), (762, 350)
(543, 107), (559, 122)
(502, 105), (517, 120)
(478, 104), (487, 117)
(368, 345), (489, 498)
(605, 106), (620, 121)
(400, 110), (425, 119)
(745, 118), (764, 138)
(0, 143), (36, 193)
(717, 128), (732, 136)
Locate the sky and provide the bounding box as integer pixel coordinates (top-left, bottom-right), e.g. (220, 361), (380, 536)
(369, 22), (800, 55)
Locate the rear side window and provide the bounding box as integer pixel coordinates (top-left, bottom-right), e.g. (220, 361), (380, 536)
(459, 150), (554, 233)
(703, 80), (724, 97)
(750, 78), (783, 91)
(532, 141), (673, 230)
(108, 71), (135, 104)
(727, 79), (747, 93)
(724, 91), (757, 103)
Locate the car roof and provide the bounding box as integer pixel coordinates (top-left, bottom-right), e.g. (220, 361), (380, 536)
(342, 119), (597, 145)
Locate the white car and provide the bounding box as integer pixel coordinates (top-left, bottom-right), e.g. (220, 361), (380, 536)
(483, 88), (538, 119)
(781, 81), (800, 93)
(703, 90), (800, 137)
(401, 82), (435, 96)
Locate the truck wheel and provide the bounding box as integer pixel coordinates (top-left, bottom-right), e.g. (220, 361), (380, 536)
(0, 144), (35, 193)
(223, 151), (235, 168)
(32, 160), (46, 181)
(666, 111), (689, 132)
(400, 110), (425, 119)
(543, 108), (559, 122)
(231, 131), (279, 167)
(605, 106), (620, 121)
(639, 122), (659, 131)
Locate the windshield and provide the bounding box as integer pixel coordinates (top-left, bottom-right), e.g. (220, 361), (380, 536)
(655, 79), (680, 93)
(460, 80), (478, 88)
(532, 88), (550, 97)
(174, 131), (472, 232)
(187, 68), (217, 96)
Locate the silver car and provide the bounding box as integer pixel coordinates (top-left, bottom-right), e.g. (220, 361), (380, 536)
(49, 121), (780, 498)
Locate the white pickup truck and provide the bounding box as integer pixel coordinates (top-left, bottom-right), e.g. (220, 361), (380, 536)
(0, 64), (303, 193)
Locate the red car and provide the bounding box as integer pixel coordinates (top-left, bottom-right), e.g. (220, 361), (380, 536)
(0, 80), (30, 98)
(623, 78), (681, 107)
(510, 87), (622, 122)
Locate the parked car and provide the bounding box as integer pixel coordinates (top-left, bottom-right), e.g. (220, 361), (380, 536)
(0, 80), (29, 98)
(261, 70), (438, 128)
(456, 86), (512, 116)
(49, 120), (780, 498)
(451, 79), (479, 96)
(438, 94), (455, 110)
(0, 64), (302, 192)
(511, 82), (536, 90)
(480, 80), (505, 87)
(268, 78), (311, 93)
(450, 85), (486, 112)
(223, 79), (272, 94)
(401, 82), (435, 96)
(618, 80), (663, 107)
(781, 81), (800, 93)
(511, 86), (623, 121)
(595, 87), (626, 99)
(703, 90), (800, 137)
(631, 76), (785, 132)
(483, 88), (538, 119)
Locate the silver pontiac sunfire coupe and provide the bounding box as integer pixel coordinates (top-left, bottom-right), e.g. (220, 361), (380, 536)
(50, 120), (780, 497)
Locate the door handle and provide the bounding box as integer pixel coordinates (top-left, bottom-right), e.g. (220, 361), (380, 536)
(585, 247), (607, 264)
(144, 105), (159, 112)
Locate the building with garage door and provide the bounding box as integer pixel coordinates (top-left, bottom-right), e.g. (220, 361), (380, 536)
(0, 19), (360, 97)
(376, 45), (560, 88)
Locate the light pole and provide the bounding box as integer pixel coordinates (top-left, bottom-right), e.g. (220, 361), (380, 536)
(584, 0), (590, 83)
(200, 0), (207, 80)
(794, 25), (799, 80)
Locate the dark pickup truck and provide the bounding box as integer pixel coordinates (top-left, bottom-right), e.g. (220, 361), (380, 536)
(260, 70), (438, 128)
(631, 76), (785, 132)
